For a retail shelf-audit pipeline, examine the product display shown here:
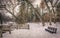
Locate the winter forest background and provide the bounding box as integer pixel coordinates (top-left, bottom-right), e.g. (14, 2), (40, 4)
(0, 0), (60, 38)
(0, 0), (60, 24)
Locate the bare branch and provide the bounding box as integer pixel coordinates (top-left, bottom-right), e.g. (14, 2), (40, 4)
(25, 0), (41, 21)
(4, 7), (21, 22)
(54, 0), (59, 7)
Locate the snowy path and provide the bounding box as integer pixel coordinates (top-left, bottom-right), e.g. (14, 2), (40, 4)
(3, 22), (60, 38)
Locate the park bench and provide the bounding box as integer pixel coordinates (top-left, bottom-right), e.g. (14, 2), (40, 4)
(0, 24), (12, 37)
(2, 24), (12, 34)
(16, 24), (30, 29)
(45, 27), (57, 34)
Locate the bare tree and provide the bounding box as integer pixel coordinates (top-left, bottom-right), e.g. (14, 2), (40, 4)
(44, 0), (59, 25)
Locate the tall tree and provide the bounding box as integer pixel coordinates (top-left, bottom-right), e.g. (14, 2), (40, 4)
(44, 0), (59, 25)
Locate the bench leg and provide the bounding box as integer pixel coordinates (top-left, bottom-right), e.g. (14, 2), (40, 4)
(0, 32), (2, 38)
(1, 34), (2, 37)
(9, 29), (11, 34)
(28, 25), (30, 30)
(9, 31), (11, 34)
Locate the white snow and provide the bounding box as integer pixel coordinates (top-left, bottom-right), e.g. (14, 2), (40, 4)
(3, 22), (60, 38)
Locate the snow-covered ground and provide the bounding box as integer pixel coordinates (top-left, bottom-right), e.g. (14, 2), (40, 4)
(3, 22), (60, 38)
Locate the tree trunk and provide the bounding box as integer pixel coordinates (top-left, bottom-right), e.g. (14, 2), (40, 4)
(42, 8), (45, 26)
(49, 12), (52, 25)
